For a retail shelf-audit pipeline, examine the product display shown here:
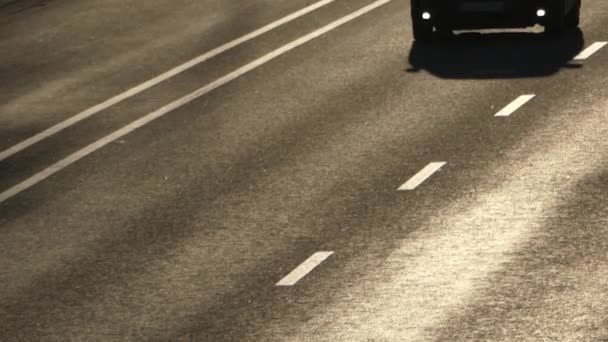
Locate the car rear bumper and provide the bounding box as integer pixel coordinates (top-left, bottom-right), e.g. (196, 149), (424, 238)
(413, 0), (570, 29)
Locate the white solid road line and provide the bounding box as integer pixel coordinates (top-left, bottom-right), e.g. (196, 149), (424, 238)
(0, 0), (393, 205)
(574, 42), (608, 60)
(0, 0), (338, 163)
(398, 162), (447, 191)
(494, 94), (535, 117)
(277, 252), (334, 286)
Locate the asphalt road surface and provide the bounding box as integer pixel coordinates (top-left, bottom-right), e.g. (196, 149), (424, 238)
(2, 0), (608, 340)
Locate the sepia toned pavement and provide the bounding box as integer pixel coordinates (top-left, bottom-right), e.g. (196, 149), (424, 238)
(1, 0), (608, 340)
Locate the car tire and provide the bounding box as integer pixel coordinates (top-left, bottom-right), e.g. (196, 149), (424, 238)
(412, 19), (434, 42)
(544, 2), (566, 35)
(565, 0), (581, 28)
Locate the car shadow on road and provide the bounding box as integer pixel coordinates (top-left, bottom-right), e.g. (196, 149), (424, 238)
(407, 28), (585, 79)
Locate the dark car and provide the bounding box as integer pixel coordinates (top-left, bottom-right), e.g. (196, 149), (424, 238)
(411, 0), (581, 41)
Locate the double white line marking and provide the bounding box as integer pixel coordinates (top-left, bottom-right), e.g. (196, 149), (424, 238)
(0, 0), (340, 163)
(0, 0), (393, 204)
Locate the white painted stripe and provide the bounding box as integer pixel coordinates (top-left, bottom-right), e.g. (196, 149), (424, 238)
(277, 252), (334, 286)
(398, 162), (447, 191)
(0, 0), (392, 205)
(494, 94), (535, 117)
(574, 42), (607, 60)
(0, 0), (337, 163)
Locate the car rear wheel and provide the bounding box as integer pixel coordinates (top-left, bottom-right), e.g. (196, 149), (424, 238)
(412, 18), (434, 42)
(411, 0), (434, 42)
(544, 1), (568, 35)
(565, 0), (581, 28)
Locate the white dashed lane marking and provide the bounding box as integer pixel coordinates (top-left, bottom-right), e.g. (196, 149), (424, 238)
(398, 162), (447, 191)
(574, 42), (607, 60)
(277, 252), (334, 286)
(494, 94), (535, 117)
